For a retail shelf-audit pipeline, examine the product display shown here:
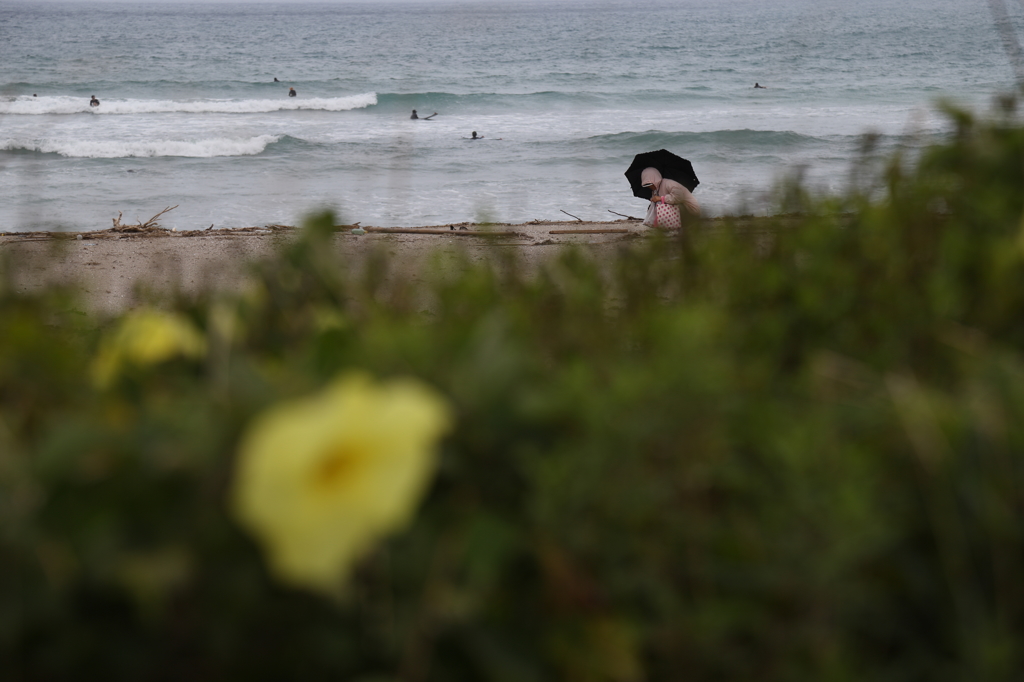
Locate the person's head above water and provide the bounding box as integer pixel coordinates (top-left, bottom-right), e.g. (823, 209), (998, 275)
(411, 109), (418, 119)
(471, 131), (478, 138)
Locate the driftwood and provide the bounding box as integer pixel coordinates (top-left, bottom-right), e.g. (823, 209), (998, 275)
(363, 227), (520, 237)
(560, 210), (583, 221)
(608, 210), (641, 221)
(550, 229), (630, 234)
(111, 205), (179, 233)
(3, 219), (640, 242)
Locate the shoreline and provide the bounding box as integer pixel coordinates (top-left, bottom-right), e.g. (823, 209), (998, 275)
(0, 216), (776, 313)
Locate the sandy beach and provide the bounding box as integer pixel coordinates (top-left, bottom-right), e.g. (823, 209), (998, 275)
(1, 214), (783, 314)
(0, 218), (672, 313)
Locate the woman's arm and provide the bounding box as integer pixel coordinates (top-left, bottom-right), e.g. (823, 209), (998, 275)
(659, 180), (701, 216)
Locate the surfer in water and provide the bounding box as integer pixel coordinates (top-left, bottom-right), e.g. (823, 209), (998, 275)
(410, 109), (437, 120)
(288, 87), (297, 97)
(470, 131), (483, 139)
(90, 95), (100, 107)
(754, 82), (767, 89)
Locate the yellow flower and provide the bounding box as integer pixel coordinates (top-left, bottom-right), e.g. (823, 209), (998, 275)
(230, 373), (452, 594)
(91, 309), (207, 387)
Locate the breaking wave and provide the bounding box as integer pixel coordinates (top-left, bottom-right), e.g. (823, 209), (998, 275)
(0, 134), (284, 158)
(0, 93), (377, 115)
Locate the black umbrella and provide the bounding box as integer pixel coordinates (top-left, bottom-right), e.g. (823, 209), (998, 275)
(625, 149), (699, 200)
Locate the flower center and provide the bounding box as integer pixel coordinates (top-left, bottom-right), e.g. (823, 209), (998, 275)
(313, 446), (360, 490)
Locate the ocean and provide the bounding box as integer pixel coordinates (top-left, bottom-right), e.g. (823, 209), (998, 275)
(0, 0), (1020, 231)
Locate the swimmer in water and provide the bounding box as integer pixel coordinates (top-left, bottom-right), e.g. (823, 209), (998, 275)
(754, 82), (767, 89)
(274, 77), (280, 82)
(90, 96), (100, 107)
(288, 87), (296, 97)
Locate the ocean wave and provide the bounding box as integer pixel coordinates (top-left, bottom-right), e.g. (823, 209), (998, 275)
(373, 90), (619, 111)
(576, 129), (834, 151)
(0, 135), (283, 158)
(0, 93), (377, 115)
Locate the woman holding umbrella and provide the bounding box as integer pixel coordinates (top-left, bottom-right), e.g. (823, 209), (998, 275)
(625, 150), (701, 228)
(641, 167), (701, 219)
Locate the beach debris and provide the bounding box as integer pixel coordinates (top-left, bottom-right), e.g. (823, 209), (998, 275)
(111, 205), (179, 233)
(550, 229), (630, 234)
(607, 210), (641, 221)
(319, 222), (363, 233)
(560, 210), (583, 221)
(361, 227), (521, 237)
(4, 218), (645, 243)
(351, 227), (367, 235)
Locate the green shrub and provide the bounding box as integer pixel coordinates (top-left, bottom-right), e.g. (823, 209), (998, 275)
(4, 103), (1024, 681)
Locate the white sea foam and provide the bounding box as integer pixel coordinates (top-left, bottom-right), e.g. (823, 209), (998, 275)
(0, 135), (282, 158)
(0, 93), (377, 116)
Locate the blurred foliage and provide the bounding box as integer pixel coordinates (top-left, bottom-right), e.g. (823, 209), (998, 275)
(5, 102), (1024, 681)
